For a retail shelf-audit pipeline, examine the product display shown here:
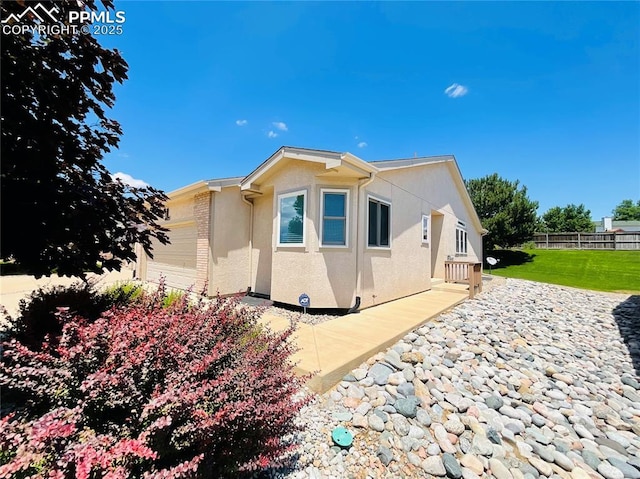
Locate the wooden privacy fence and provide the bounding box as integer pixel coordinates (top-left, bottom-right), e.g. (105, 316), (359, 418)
(445, 261), (483, 299)
(533, 232), (640, 250)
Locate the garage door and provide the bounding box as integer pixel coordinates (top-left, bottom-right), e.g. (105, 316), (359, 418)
(146, 223), (197, 290)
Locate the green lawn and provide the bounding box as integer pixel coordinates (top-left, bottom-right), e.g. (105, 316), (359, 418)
(488, 249), (640, 293)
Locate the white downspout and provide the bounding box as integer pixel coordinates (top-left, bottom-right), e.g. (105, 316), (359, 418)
(241, 194), (254, 292)
(353, 173), (376, 309)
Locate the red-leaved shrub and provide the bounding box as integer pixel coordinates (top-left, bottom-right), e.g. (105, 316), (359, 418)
(0, 288), (309, 478)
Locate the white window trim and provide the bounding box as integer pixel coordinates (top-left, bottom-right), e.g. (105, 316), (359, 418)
(319, 188), (350, 248)
(422, 214), (430, 245)
(366, 194), (392, 250)
(276, 189), (307, 248)
(455, 220), (468, 256)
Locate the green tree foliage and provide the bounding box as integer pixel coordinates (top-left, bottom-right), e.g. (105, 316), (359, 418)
(465, 173), (539, 251)
(1, 0), (168, 278)
(540, 204), (594, 232)
(612, 199), (640, 221)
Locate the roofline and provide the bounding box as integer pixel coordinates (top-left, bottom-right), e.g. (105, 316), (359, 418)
(375, 155), (485, 234)
(166, 151), (486, 234)
(369, 155), (455, 171)
(241, 146), (377, 190)
(205, 176), (244, 189)
(443, 157), (486, 234)
(166, 180), (209, 199)
(166, 176), (243, 199)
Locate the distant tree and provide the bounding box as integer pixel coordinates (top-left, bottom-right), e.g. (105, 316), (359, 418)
(612, 199), (640, 221)
(465, 173), (539, 251)
(1, 0), (168, 277)
(540, 204), (594, 232)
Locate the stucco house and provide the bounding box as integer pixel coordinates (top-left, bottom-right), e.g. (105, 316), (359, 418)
(136, 147), (485, 310)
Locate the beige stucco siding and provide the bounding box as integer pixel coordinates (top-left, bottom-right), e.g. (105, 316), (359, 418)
(255, 160), (358, 308)
(374, 165), (482, 281)
(359, 178), (431, 308)
(251, 194), (274, 296)
(208, 186), (251, 296)
(139, 154), (482, 309)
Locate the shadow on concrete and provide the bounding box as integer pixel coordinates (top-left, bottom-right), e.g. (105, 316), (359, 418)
(613, 295), (640, 376)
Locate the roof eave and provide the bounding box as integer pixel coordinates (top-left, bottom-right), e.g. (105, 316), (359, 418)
(241, 147), (376, 191)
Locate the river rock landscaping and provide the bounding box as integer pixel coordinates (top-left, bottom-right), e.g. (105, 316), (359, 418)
(264, 278), (640, 479)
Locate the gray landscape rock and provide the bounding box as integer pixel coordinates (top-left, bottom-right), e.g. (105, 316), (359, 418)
(622, 375), (640, 390)
(264, 279), (640, 479)
(423, 456), (447, 476)
(392, 414), (410, 436)
(397, 382), (414, 397)
(444, 418), (466, 435)
(331, 411), (352, 422)
(528, 457), (553, 477)
(394, 396), (419, 418)
(486, 395), (505, 410)
(368, 362), (394, 385)
(581, 449), (601, 471)
(489, 458), (513, 479)
(472, 434), (494, 457)
(598, 462), (625, 479)
(607, 458), (640, 479)
(486, 427), (502, 445)
(377, 445), (394, 466)
(552, 450), (574, 471)
(368, 414), (385, 432)
(442, 453), (463, 479)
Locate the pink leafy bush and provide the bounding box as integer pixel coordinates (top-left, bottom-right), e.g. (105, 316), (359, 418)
(0, 288), (309, 478)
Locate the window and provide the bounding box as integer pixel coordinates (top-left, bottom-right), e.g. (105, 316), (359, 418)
(422, 214), (430, 244)
(456, 220), (468, 255)
(278, 190), (306, 246)
(320, 189), (349, 247)
(368, 197), (391, 247)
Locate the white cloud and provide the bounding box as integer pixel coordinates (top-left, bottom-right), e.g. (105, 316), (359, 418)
(267, 130), (278, 138)
(112, 172), (149, 188)
(235, 119), (248, 126)
(272, 121), (288, 131)
(444, 83), (469, 98)
(357, 141), (368, 148)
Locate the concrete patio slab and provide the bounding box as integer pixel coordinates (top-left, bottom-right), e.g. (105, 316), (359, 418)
(260, 287), (469, 393)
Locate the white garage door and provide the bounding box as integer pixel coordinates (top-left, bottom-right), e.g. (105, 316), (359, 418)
(146, 223), (198, 290)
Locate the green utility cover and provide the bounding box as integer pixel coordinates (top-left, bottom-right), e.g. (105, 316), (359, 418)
(331, 426), (353, 448)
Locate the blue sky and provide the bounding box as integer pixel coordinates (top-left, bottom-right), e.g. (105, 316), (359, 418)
(101, 1), (639, 220)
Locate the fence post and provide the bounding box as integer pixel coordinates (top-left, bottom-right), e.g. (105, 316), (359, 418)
(578, 233), (581, 249)
(546, 233), (549, 248)
(614, 233), (617, 250)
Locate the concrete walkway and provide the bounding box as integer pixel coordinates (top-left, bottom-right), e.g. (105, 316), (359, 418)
(0, 269), (136, 318)
(259, 284), (469, 393)
(1, 270), (472, 393)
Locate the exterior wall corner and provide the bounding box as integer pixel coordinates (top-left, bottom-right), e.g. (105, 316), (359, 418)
(194, 191), (212, 292)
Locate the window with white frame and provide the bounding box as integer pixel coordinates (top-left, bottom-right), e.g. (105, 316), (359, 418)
(368, 197), (391, 247)
(421, 214), (430, 244)
(320, 189), (349, 247)
(455, 220), (468, 255)
(277, 190), (306, 246)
